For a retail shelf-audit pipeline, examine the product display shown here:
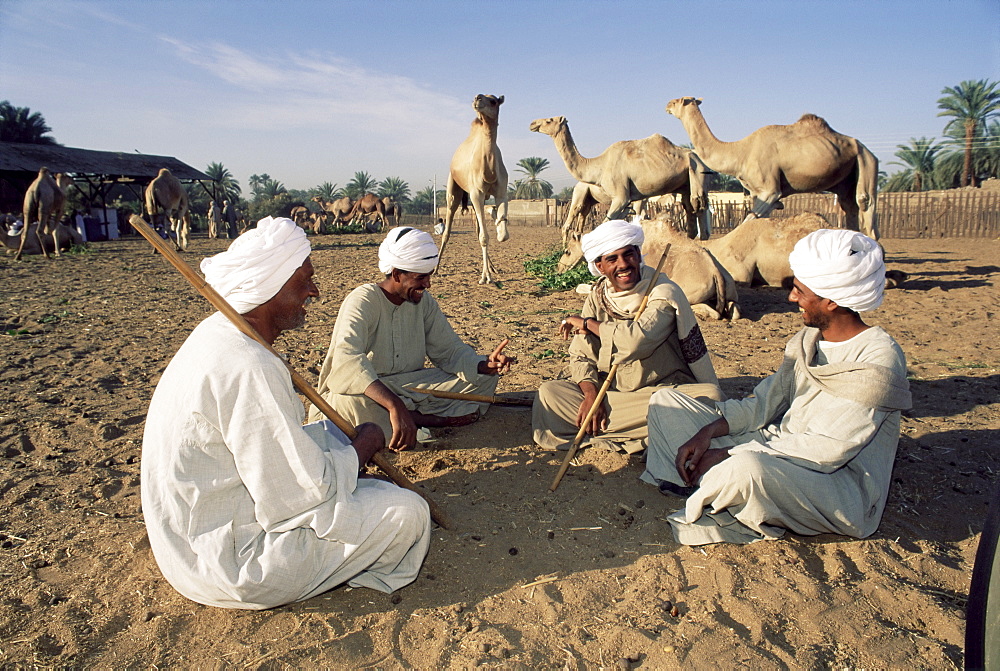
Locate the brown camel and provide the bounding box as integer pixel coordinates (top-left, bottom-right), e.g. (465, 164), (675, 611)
(529, 116), (711, 253)
(290, 205), (320, 234)
(381, 196), (403, 227)
(347, 193), (389, 232)
(441, 93), (510, 285)
(666, 97), (879, 239)
(144, 168), (191, 251)
(15, 168), (71, 260)
(311, 196), (355, 228)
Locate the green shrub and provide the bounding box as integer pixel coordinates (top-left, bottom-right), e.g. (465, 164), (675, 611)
(524, 247), (593, 292)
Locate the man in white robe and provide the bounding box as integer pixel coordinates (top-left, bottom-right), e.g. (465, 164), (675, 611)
(310, 226), (515, 450)
(642, 229), (912, 545)
(532, 219), (723, 454)
(142, 216), (431, 609)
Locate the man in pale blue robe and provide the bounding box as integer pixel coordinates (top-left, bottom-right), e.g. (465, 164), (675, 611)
(642, 229), (911, 545)
(142, 217), (430, 609)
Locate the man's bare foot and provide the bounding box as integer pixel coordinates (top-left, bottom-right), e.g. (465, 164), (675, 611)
(411, 410), (480, 428)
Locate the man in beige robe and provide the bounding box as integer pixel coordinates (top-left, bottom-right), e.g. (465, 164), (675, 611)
(532, 219), (723, 454)
(642, 229), (912, 545)
(310, 226), (514, 450)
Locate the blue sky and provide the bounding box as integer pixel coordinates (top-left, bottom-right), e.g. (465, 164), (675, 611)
(2, 0), (998, 197)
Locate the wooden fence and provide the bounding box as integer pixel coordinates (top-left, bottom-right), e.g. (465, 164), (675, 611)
(422, 189), (1000, 238)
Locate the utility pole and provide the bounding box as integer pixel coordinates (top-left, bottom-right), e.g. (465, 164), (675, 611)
(433, 174), (437, 221)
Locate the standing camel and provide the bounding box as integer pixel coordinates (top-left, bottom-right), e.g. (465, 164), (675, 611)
(666, 97), (879, 238)
(529, 115), (711, 273)
(441, 93), (510, 285)
(311, 196), (354, 229)
(347, 193), (389, 232)
(381, 196), (404, 227)
(15, 167), (71, 260)
(145, 168), (191, 251)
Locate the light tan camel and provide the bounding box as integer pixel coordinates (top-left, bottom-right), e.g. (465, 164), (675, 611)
(381, 196), (403, 226)
(4, 220), (82, 256)
(348, 193), (389, 232)
(702, 212), (907, 290)
(16, 168), (70, 260)
(641, 217), (741, 320)
(311, 196), (355, 228)
(666, 97), (879, 239)
(441, 94), (510, 285)
(144, 168), (191, 251)
(529, 116), (711, 249)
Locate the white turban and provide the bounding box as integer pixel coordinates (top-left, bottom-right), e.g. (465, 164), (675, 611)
(788, 229), (885, 312)
(378, 226), (439, 274)
(581, 219), (644, 276)
(200, 216), (311, 314)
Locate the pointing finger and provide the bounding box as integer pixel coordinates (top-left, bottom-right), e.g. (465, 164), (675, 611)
(490, 338), (510, 358)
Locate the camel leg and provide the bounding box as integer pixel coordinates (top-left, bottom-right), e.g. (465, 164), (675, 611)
(741, 193), (779, 224)
(12, 224), (34, 261)
(493, 196), (509, 243)
(437, 181), (463, 272)
(834, 187), (862, 233)
(470, 191), (496, 285)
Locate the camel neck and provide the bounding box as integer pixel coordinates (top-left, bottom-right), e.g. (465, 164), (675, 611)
(553, 126), (600, 184)
(679, 109), (741, 176)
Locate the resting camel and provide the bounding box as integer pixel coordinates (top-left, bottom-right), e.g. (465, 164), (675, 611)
(529, 116), (711, 254)
(666, 97), (879, 239)
(347, 193), (389, 232)
(15, 168), (71, 260)
(641, 217), (741, 320)
(311, 196), (354, 228)
(702, 212), (907, 289)
(382, 196), (403, 227)
(4, 220), (83, 256)
(144, 168), (191, 251)
(441, 93), (510, 285)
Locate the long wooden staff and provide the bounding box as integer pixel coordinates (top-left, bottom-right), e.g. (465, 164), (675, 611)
(408, 387), (534, 407)
(549, 243), (671, 492)
(129, 215), (452, 529)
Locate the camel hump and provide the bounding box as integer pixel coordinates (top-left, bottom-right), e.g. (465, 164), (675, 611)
(795, 114), (834, 133)
(158, 168), (172, 177)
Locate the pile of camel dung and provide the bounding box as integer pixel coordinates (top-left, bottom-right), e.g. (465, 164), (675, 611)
(0, 224), (995, 667)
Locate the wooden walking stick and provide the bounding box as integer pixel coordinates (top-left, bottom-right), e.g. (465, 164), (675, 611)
(407, 387), (534, 407)
(549, 243), (671, 492)
(129, 215), (452, 529)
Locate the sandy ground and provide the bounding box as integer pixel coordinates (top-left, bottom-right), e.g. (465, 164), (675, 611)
(1, 224), (997, 668)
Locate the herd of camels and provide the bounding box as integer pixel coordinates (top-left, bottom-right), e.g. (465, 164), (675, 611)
(11, 94), (884, 313)
(438, 93), (879, 288)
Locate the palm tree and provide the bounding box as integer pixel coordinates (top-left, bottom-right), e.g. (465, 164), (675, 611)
(378, 176), (411, 202)
(936, 79), (1000, 186)
(205, 162), (241, 202)
(410, 186), (444, 215)
(345, 171), (378, 199)
(0, 101), (59, 144)
(887, 137), (944, 192)
(248, 173), (271, 199)
(512, 157), (554, 199)
(311, 181), (342, 201)
(259, 177), (287, 200)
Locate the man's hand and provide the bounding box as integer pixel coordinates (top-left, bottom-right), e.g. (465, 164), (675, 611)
(576, 382), (608, 436)
(364, 380), (417, 451)
(558, 316), (597, 340)
(674, 416), (730, 486)
(351, 422), (385, 467)
(478, 338), (516, 375)
(387, 404), (418, 451)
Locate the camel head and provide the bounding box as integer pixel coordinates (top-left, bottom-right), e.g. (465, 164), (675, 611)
(665, 97), (702, 119)
(472, 94), (504, 122)
(528, 116), (567, 137)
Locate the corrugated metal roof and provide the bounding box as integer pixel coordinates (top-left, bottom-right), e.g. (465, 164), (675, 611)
(0, 142), (211, 181)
